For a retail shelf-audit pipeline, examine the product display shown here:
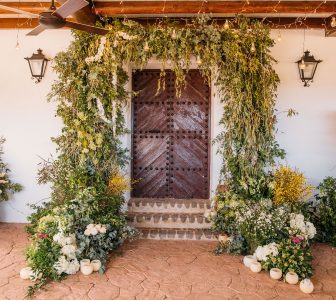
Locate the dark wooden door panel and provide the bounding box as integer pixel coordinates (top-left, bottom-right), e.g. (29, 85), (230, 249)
(132, 69), (210, 199)
(133, 102), (167, 132)
(172, 138), (208, 169)
(133, 136), (168, 171)
(171, 171), (208, 199)
(132, 169), (168, 198)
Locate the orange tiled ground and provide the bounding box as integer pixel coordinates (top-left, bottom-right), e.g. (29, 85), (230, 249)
(0, 223), (335, 300)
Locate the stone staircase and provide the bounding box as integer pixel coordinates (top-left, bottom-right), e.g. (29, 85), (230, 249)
(127, 198), (217, 241)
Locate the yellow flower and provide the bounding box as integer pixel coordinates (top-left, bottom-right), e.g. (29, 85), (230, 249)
(108, 171), (130, 195)
(273, 165), (313, 206)
(77, 112), (87, 121)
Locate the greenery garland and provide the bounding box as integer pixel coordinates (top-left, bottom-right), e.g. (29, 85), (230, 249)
(25, 16), (284, 295)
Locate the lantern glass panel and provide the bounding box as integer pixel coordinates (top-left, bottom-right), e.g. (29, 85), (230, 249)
(29, 59), (44, 77)
(303, 62), (316, 80)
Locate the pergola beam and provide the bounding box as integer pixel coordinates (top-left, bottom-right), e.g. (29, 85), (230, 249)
(0, 16), (328, 30)
(94, 1), (336, 16)
(1, 1), (336, 16)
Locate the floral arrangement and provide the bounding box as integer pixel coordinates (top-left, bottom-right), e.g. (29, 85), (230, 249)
(213, 164), (318, 292)
(310, 177), (336, 246)
(288, 213), (316, 243)
(235, 199), (288, 252)
(25, 189), (137, 296)
(0, 137), (22, 201)
(258, 239), (313, 280)
(23, 15), (293, 296)
(273, 165), (313, 206)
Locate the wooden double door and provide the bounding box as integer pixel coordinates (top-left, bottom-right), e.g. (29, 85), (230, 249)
(131, 70), (210, 199)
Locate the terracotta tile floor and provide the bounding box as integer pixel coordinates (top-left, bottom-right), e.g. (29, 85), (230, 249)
(0, 223), (336, 300)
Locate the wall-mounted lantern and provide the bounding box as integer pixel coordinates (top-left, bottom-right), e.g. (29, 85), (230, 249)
(24, 49), (49, 83)
(296, 50), (322, 87)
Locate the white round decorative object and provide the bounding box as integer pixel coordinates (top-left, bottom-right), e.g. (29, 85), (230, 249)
(300, 279), (314, 294)
(218, 234), (229, 243)
(91, 260), (102, 272)
(80, 259), (91, 267)
(80, 264), (93, 276)
(270, 268), (282, 280)
(250, 261), (262, 273)
(285, 271), (299, 285)
(243, 255), (257, 268)
(20, 267), (32, 280)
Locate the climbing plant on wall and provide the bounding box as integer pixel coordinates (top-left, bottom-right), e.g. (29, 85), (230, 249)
(24, 16), (282, 295)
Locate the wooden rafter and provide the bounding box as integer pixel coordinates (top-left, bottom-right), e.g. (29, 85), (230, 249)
(94, 1), (336, 15)
(0, 16), (328, 30)
(0, 1), (335, 33)
(1, 1), (336, 16)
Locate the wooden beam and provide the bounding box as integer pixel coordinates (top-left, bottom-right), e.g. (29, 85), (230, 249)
(94, 1), (336, 16)
(0, 2), (58, 15)
(1, 1), (336, 16)
(0, 16), (327, 30)
(0, 18), (39, 29)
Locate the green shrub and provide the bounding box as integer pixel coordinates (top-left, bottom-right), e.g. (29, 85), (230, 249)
(314, 177), (336, 245)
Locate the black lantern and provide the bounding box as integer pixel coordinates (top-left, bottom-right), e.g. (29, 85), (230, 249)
(296, 50), (322, 87)
(24, 49), (49, 83)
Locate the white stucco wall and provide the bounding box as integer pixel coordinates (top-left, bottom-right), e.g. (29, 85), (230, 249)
(0, 28), (335, 222)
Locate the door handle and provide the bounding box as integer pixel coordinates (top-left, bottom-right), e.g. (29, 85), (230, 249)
(148, 129), (160, 133)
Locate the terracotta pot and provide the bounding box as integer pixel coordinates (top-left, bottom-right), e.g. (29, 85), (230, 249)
(300, 279), (314, 294)
(243, 255), (257, 268)
(91, 260), (102, 272)
(270, 268), (282, 280)
(250, 261), (262, 273)
(20, 267), (32, 280)
(81, 264), (93, 276)
(285, 271), (299, 285)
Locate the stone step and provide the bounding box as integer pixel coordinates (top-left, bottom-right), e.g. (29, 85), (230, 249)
(128, 212), (211, 229)
(138, 228), (217, 241)
(128, 198), (211, 214)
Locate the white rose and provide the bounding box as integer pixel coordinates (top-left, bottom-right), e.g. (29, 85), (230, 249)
(84, 229), (91, 236)
(53, 256), (70, 275)
(89, 227), (98, 236)
(65, 259), (80, 275)
(64, 235), (76, 245)
(99, 226), (107, 234)
(61, 245), (76, 259)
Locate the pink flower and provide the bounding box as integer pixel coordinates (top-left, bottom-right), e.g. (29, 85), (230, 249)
(292, 235), (304, 244)
(37, 232), (48, 239)
(292, 237), (301, 244)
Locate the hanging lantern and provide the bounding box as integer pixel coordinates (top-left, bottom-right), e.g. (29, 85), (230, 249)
(296, 50), (322, 87)
(24, 49), (49, 83)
